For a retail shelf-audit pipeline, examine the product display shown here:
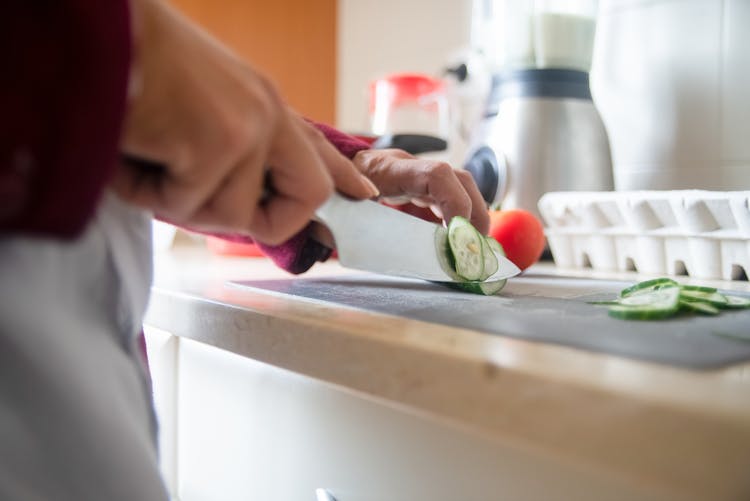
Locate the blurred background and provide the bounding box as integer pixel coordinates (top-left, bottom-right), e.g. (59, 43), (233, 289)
(170, 0), (473, 130)
(171, 0), (749, 193)
(168, 0), (749, 279)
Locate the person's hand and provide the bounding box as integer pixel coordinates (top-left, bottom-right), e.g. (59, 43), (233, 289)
(352, 148), (490, 234)
(113, 0), (377, 245)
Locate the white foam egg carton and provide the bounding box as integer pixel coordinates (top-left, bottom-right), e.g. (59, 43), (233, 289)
(538, 190), (750, 281)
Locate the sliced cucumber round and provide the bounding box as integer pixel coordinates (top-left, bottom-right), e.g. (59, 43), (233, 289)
(479, 279), (507, 296)
(679, 299), (720, 315)
(447, 216), (485, 281)
(485, 236), (505, 255)
(723, 295), (750, 309)
(447, 279), (507, 296)
(619, 277), (678, 298)
(607, 285), (680, 320)
(434, 221), (511, 296)
(434, 226), (463, 282)
(680, 284), (718, 294)
(479, 235), (499, 281)
(595, 278), (750, 321)
(607, 305), (678, 320)
(679, 289), (729, 308)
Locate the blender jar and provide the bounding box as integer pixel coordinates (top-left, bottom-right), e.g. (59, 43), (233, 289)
(533, 0), (599, 71)
(495, 0), (536, 70)
(490, 0), (598, 72)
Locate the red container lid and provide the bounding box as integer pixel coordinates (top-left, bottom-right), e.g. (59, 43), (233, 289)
(369, 73), (446, 112)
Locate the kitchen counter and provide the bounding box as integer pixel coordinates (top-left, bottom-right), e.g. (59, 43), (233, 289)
(145, 244), (750, 501)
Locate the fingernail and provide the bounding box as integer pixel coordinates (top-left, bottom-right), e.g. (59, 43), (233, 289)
(361, 175), (380, 198)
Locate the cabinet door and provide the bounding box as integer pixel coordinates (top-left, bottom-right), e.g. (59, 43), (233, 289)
(163, 338), (661, 501)
(170, 0), (336, 123)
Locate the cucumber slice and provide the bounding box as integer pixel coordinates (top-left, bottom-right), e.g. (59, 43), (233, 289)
(479, 236), (498, 281)
(485, 236), (505, 255)
(436, 222), (511, 296)
(480, 279), (507, 296)
(446, 279), (507, 296)
(618, 286), (680, 307)
(447, 216), (485, 281)
(723, 295), (750, 309)
(620, 277), (678, 298)
(607, 286), (680, 320)
(434, 227), (463, 282)
(607, 305), (678, 320)
(680, 284), (718, 294)
(595, 278), (750, 320)
(679, 289), (729, 308)
(679, 299), (720, 315)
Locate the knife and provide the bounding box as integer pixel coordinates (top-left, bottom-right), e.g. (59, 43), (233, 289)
(314, 192), (521, 282)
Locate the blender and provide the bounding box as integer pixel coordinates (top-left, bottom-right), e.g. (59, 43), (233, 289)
(464, 0), (613, 217)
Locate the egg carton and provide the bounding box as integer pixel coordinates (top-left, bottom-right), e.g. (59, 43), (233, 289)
(538, 190), (750, 281)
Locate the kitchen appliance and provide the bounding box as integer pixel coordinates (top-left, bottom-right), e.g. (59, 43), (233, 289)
(591, 0), (750, 191)
(463, 0), (613, 217)
(368, 73), (451, 160)
(314, 193), (520, 282)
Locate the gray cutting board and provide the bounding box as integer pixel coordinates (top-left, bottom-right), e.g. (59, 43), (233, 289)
(232, 274), (750, 369)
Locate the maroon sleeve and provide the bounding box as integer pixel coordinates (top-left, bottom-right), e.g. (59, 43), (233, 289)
(220, 121), (372, 274)
(311, 121), (372, 159)
(0, 1), (132, 238)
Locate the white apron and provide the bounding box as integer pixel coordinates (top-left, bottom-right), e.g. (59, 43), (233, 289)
(0, 192), (168, 500)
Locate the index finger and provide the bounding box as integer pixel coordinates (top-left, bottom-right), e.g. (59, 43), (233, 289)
(454, 169), (490, 234)
(407, 161), (473, 227)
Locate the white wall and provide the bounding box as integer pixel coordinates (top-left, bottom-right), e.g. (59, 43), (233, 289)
(592, 0), (750, 190)
(336, 0), (474, 133)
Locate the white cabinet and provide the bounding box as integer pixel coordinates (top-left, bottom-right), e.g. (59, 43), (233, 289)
(145, 331), (663, 501)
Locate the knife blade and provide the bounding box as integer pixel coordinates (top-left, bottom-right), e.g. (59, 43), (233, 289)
(314, 193), (520, 282)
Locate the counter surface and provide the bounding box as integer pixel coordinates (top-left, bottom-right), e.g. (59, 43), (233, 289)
(146, 245), (750, 500)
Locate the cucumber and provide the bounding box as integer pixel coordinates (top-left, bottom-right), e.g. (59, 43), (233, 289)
(620, 277), (678, 298)
(607, 286), (681, 320)
(434, 227), (463, 282)
(724, 295), (750, 309)
(447, 279), (507, 296)
(679, 299), (720, 315)
(434, 222), (511, 296)
(485, 236), (505, 255)
(680, 284), (718, 294)
(447, 216), (485, 281)
(679, 289), (729, 308)
(479, 235), (498, 281)
(593, 277), (750, 320)
(480, 279), (507, 296)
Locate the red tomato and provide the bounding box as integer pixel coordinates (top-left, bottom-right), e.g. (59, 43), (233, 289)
(488, 209), (546, 270)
